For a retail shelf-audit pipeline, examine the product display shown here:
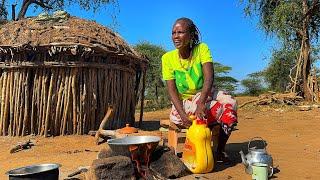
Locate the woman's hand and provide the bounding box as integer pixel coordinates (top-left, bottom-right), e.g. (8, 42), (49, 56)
(195, 102), (207, 120)
(181, 114), (192, 128)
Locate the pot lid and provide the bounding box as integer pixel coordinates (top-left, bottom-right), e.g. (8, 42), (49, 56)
(118, 124), (138, 134)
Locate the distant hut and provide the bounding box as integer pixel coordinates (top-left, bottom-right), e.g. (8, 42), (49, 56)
(0, 14), (148, 136)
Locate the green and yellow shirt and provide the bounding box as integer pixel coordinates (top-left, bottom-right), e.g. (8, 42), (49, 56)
(162, 43), (213, 100)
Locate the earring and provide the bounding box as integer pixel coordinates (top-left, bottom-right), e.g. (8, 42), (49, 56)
(190, 40), (193, 48)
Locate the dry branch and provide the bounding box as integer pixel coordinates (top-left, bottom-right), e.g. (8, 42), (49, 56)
(239, 92), (304, 108)
(95, 106), (114, 145)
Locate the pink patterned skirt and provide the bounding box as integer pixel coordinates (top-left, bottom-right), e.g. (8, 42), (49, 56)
(170, 91), (238, 135)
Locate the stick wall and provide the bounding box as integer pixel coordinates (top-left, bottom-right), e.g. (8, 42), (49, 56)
(0, 53), (142, 136)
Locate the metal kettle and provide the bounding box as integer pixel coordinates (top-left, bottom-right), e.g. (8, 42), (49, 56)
(239, 137), (274, 176)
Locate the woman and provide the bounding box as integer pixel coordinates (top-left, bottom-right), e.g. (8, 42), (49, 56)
(161, 17), (238, 162)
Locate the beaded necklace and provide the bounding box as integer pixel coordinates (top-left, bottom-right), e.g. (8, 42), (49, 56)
(178, 51), (193, 71)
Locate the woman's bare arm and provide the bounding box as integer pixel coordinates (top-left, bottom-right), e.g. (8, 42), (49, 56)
(166, 80), (191, 127)
(195, 62), (214, 118)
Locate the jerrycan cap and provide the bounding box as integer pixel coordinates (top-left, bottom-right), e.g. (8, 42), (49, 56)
(195, 119), (207, 125)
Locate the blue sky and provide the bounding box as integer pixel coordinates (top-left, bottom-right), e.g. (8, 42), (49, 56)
(13, 0), (277, 91)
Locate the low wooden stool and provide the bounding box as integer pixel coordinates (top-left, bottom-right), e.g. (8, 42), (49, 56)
(167, 122), (187, 155)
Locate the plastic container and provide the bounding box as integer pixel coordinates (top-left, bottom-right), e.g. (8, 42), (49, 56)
(182, 119), (214, 173)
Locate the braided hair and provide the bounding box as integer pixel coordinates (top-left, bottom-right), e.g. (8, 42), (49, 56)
(175, 17), (201, 49)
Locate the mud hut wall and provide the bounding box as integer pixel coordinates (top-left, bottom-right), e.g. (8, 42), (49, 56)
(0, 52), (139, 136)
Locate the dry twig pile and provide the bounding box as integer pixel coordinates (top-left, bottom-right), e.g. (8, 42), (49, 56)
(239, 92), (304, 108)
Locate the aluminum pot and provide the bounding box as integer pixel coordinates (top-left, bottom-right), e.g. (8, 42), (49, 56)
(107, 135), (161, 157)
(6, 163), (61, 180)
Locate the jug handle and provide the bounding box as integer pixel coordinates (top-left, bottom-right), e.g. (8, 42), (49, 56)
(248, 137), (267, 150)
(268, 166), (274, 177)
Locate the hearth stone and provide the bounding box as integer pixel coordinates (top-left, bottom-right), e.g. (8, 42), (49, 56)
(96, 145), (191, 179)
(150, 148), (191, 179)
(86, 156), (135, 180)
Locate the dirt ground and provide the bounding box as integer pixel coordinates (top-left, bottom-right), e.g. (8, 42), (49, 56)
(1, 96), (320, 179)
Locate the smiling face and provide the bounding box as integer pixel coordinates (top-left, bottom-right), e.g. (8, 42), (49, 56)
(172, 20), (192, 50)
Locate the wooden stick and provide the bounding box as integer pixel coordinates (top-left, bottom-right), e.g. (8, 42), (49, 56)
(239, 99), (259, 108)
(71, 68), (78, 134)
(88, 69), (94, 131)
(92, 69), (97, 130)
(95, 106), (113, 145)
(30, 69), (38, 135)
(8, 71), (14, 136)
(22, 71), (29, 136)
(97, 69), (104, 126)
(3, 71), (11, 135)
(0, 73), (3, 135)
(2, 72), (9, 135)
(40, 70), (48, 136)
(44, 70), (54, 137)
(55, 69), (64, 136)
(13, 72), (19, 136)
(62, 69), (71, 135)
(78, 68), (83, 135)
(18, 71), (25, 136)
(139, 69), (146, 128)
(83, 69), (88, 133)
(49, 69), (57, 136)
(37, 70), (44, 135)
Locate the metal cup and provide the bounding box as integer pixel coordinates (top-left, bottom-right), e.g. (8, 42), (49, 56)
(251, 162), (269, 180)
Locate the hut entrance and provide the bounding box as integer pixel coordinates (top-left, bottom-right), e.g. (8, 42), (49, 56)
(0, 15), (148, 136)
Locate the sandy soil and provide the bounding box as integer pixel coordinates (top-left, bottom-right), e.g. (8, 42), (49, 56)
(1, 96), (320, 179)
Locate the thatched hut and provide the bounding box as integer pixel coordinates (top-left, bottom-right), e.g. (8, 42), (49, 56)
(0, 14), (148, 136)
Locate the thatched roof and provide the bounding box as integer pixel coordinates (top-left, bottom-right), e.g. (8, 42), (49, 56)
(0, 14), (146, 62)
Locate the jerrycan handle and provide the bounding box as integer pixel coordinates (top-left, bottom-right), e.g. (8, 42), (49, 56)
(248, 137), (267, 151)
(195, 116), (208, 125)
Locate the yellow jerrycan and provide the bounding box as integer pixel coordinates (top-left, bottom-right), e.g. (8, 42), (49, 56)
(182, 119), (214, 173)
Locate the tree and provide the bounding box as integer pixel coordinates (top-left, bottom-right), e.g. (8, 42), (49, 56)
(0, 0), (117, 21)
(0, 0), (7, 20)
(214, 62), (238, 94)
(242, 0), (320, 101)
(241, 72), (266, 96)
(264, 47), (297, 92)
(134, 42), (168, 109)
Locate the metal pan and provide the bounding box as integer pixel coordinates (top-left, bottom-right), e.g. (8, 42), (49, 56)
(107, 136), (161, 157)
(6, 163), (61, 180)
(107, 135), (161, 145)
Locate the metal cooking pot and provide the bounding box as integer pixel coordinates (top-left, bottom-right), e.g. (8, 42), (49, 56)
(6, 163), (61, 180)
(107, 135), (161, 157)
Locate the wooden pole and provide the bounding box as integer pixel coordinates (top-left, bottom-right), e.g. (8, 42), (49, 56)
(71, 68), (78, 134)
(139, 68), (146, 128)
(44, 70), (54, 137)
(22, 71), (29, 136)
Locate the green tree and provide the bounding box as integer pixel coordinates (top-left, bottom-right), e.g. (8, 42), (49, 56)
(0, 0), (117, 21)
(241, 72), (266, 96)
(242, 0), (320, 101)
(214, 62), (238, 94)
(0, 0), (7, 20)
(264, 47), (297, 92)
(134, 42), (168, 109)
